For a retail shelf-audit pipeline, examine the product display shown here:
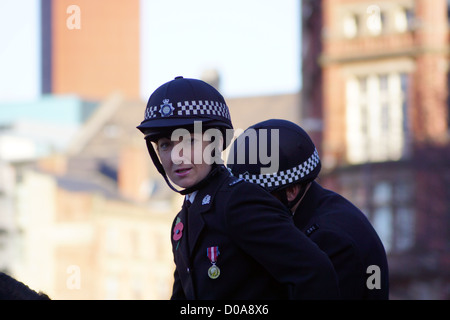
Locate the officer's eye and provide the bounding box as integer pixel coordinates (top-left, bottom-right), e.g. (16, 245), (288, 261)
(157, 139), (172, 151)
(189, 137), (198, 144)
(188, 133), (203, 145)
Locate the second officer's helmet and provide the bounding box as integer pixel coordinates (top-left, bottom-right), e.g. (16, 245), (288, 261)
(227, 119), (321, 193)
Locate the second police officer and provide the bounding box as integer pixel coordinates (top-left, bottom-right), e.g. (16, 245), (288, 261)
(137, 77), (340, 299)
(227, 119), (389, 299)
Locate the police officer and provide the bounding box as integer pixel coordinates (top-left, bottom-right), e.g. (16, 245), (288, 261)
(227, 119), (389, 299)
(137, 77), (339, 299)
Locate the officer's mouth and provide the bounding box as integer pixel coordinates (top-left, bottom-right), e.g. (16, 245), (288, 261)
(174, 167), (193, 177)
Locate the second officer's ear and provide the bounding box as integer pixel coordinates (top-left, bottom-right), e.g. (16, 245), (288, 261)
(285, 184), (302, 202)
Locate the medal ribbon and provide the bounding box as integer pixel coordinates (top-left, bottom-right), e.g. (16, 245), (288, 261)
(207, 246), (220, 264)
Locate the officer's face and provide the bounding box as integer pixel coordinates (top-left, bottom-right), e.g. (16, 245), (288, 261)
(156, 132), (213, 189)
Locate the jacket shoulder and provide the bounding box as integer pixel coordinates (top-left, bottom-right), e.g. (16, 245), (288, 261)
(228, 176), (245, 187)
(223, 174), (268, 194)
(215, 167), (280, 207)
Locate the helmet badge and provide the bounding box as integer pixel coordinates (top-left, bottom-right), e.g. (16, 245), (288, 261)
(159, 99), (175, 117)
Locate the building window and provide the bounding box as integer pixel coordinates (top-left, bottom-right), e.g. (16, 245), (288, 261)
(343, 13), (359, 38)
(394, 7), (415, 32)
(372, 182), (393, 252)
(370, 180), (415, 253)
(346, 72), (409, 164)
(366, 7), (385, 36)
(336, 169), (416, 254)
(341, 3), (416, 38)
(395, 207), (415, 251)
(104, 277), (119, 300)
(379, 74), (390, 132)
(394, 179), (415, 251)
(105, 226), (120, 255)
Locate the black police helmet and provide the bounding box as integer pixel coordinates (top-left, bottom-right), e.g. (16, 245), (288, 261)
(137, 76), (233, 144)
(227, 119), (321, 193)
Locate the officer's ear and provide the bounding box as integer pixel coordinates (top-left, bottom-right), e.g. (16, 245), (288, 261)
(285, 184), (302, 202)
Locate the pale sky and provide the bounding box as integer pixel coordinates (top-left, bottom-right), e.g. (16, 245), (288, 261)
(0, 0), (40, 102)
(140, 0), (301, 99)
(0, 0), (301, 102)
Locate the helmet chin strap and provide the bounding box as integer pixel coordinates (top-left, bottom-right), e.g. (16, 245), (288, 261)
(146, 139), (181, 193)
(276, 183), (310, 211)
(145, 139), (221, 195)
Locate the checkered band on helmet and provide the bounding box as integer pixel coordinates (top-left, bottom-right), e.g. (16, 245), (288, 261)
(237, 148), (320, 190)
(144, 100), (231, 121)
(137, 77), (233, 137)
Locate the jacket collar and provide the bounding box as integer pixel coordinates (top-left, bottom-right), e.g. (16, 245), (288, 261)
(182, 165), (230, 259)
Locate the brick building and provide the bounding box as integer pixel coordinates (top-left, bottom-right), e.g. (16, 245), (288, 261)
(41, 0), (140, 100)
(302, 0), (450, 299)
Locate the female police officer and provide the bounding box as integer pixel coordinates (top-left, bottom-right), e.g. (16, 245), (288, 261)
(137, 77), (339, 299)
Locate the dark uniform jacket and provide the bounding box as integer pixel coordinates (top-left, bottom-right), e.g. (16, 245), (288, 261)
(170, 165), (340, 300)
(293, 182), (389, 299)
